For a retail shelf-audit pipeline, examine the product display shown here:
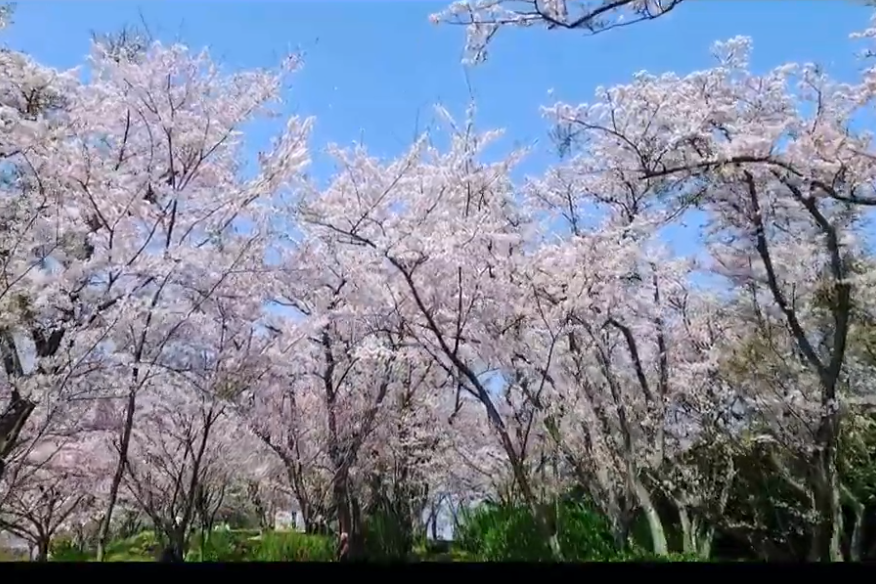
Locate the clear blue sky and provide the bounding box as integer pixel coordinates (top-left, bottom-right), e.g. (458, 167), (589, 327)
(4, 0), (874, 255)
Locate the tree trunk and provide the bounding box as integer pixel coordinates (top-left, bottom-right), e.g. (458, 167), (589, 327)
(631, 474), (667, 556)
(430, 505), (439, 541)
(332, 482), (365, 559)
(304, 514), (319, 534)
(679, 506), (715, 559)
(0, 394), (35, 480)
(161, 527), (188, 562)
(159, 542), (185, 562)
(95, 387), (138, 561)
(810, 455), (843, 561)
(171, 533), (187, 562)
(333, 480), (350, 534)
(35, 537), (50, 562)
(808, 413), (843, 562)
(841, 484), (864, 562)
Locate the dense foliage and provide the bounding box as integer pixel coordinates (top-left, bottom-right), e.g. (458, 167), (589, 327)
(3, 0), (876, 562)
(456, 500), (618, 561)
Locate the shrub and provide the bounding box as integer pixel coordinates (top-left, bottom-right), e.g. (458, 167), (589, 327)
(111, 531), (160, 558)
(362, 507), (416, 561)
(196, 530), (334, 562)
(98, 530), (161, 562)
(250, 532), (334, 562)
(455, 500), (620, 562)
(456, 503), (549, 561)
(194, 530), (258, 562)
(49, 537), (90, 562)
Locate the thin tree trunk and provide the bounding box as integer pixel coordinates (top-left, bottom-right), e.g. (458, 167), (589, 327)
(95, 387), (137, 561)
(841, 484), (864, 562)
(631, 473), (667, 556)
(0, 394), (35, 480)
(430, 505), (439, 541)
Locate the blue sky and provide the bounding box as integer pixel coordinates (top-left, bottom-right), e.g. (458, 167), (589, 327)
(4, 0), (874, 256)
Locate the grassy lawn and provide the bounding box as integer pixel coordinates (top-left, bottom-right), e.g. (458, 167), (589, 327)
(44, 529), (336, 562)
(0, 530), (477, 562)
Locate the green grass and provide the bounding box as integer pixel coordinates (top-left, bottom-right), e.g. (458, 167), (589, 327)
(99, 530), (162, 562)
(411, 540), (474, 562)
(191, 529), (334, 562)
(46, 530), (465, 563)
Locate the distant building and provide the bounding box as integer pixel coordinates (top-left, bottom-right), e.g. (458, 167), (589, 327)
(274, 510), (294, 531)
(274, 509), (306, 532)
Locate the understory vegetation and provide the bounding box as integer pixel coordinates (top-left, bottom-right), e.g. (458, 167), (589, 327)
(16, 501), (698, 562)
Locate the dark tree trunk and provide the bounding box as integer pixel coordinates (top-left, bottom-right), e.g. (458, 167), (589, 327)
(35, 537), (50, 562)
(158, 527), (187, 563)
(158, 545), (184, 563)
(0, 394), (35, 480)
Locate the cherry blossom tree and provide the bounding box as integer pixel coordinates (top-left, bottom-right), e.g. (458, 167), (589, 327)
(0, 434), (105, 561)
(247, 242), (416, 551)
(299, 108), (576, 557)
(432, 0), (684, 64)
(56, 38), (313, 559)
(0, 20), (117, 483)
(120, 295), (280, 559)
(122, 383), (225, 561)
(239, 359), (333, 534)
(517, 12), (876, 558)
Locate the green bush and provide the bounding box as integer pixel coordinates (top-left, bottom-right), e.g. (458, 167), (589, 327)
(49, 537), (90, 562)
(456, 503), (550, 561)
(362, 507), (416, 561)
(196, 530), (334, 562)
(251, 532), (334, 562)
(103, 530), (160, 561)
(193, 530), (258, 562)
(455, 500), (619, 562)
